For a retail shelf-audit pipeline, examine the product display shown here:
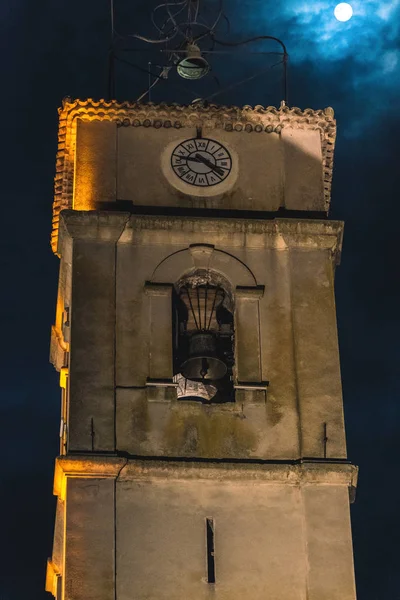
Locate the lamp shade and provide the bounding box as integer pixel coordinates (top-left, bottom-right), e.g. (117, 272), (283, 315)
(177, 44), (210, 80)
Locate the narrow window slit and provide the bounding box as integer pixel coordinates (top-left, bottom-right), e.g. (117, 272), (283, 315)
(206, 517), (215, 584)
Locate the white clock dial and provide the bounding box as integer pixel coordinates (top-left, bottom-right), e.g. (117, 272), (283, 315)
(171, 137), (232, 187)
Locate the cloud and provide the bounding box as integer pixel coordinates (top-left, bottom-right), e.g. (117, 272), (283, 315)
(232, 0), (400, 136)
(376, 0), (400, 21)
(382, 50), (398, 73)
(259, 0), (400, 64)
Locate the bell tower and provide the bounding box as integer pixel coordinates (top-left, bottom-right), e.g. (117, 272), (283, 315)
(45, 98), (358, 600)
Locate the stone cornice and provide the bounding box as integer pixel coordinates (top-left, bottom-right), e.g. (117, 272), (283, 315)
(54, 455), (126, 500)
(51, 98), (336, 253)
(122, 214), (344, 264)
(54, 455), (358, 501)
(58, 210), (130, 252)
(119, 460), (358, 488)
(58, 210), (344, 264)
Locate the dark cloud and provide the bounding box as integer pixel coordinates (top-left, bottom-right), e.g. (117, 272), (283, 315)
(227, 0), (400, 135)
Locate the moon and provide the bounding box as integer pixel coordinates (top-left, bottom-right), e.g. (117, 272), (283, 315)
(334, 3), (353, 21)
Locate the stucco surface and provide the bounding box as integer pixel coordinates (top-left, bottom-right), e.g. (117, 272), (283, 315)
(68, 239), (117, 452)
(117, 126), (285, 210)
(52, 458), (357, 600)
(74, 120), (117, 209)
(304, 485), (357, 600)
(65, 478), (115, 600)
(290, 249), (346, 457)
(51, 497), (64, 574)
(57, 210), (346, 460)
(116, 478), (307, 600)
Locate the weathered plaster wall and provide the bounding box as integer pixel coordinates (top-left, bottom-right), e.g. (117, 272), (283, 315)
(50, 458), (355, 600)
(116, 478), (307, 600)
(304, 484), (357, 599)
(72, 121), (325, 213)
(62, 213), (129, 452)
(59, 211), (346, 461)
(55, 441), (357, 600)
(64, 478), (115, 600)
(117, 126), (285, 210)
(74, 120), (117, 209)
(50, 236), (72, 372)
(282, 128), (324, 211)
(51, 497), (64, 574)
(68, 239), (116, 451)
(114, 215), (345, 460)
(290, 249), (345, 457)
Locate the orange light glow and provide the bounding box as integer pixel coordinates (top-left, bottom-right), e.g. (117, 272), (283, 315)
(59, 367), (68, 389)
(45, 559), (60, 597)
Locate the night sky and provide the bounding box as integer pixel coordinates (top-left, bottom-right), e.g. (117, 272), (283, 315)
(1, 1), (400, 598)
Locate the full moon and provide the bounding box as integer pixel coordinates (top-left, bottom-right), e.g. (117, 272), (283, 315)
(334, 3), (353, 21)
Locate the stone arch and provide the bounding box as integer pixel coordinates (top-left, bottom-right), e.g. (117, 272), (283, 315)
(145, 244), (264, 385)
(150, 244), (257, 288)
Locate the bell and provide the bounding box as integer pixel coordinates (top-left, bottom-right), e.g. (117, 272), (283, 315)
(177, 44), (210, 80)
(181, 332), (227, 381)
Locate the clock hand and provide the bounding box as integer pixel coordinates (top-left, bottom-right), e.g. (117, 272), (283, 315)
(194, 153), (225, 177)
(186, 154), (213, 166)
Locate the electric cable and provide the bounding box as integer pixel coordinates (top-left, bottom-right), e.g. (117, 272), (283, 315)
(212, 34), (288, 56)
(108, 0), (288, 104)
(153, 2), (188, 36)
(136, 73), (162, 102)
(152, 2), (187, 34)
(202, 59), (284, 103)
(126, 29), (180, 44)
(114, 55), (199, 99)
(136, 66), (171, 101)
(193, 0), (200, 22)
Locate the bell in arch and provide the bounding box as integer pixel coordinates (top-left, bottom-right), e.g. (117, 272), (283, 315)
(182, 331), (227, 381)
(178, 283), (232, 382)
(177, 44), (210, 80)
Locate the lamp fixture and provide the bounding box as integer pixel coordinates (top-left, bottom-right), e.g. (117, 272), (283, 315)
(176, 44), (210, 80)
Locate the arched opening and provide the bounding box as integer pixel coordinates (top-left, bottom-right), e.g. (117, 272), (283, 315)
(172, 269), (235, 403)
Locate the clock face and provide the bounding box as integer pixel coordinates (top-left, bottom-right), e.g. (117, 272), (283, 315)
(171, 138), (232, 187)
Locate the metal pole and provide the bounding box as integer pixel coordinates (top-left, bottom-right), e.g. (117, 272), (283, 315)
(148, 61), (152, 102)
